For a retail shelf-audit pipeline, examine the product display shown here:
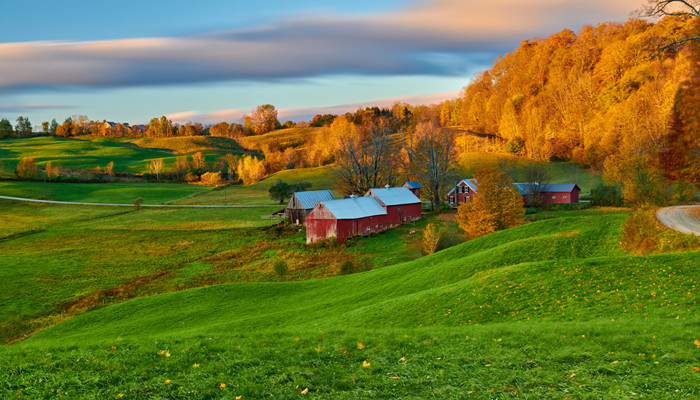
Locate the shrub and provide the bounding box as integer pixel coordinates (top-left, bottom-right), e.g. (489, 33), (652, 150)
(338, 260), (355, 275)
(15, 157), (38, 179)
(505, 136), (524, 154)
(200, 171), (223, 186)
(133, 197), (144, 211)
(591, 183), (623, 206)
(621, 207), (700, 254)
(436, 226), (465, 251)
(273, 260), (288, 280)
(422, 224), (440, 255)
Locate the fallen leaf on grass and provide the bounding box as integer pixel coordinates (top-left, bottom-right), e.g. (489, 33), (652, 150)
(363, 360), (371, 367)
(357, 342), (365, 350)
(390, 376), (400, 380)
(692, 367), (699, 372)
(301, 388), (309, 395)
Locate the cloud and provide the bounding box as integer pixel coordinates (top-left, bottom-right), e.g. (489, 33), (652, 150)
(0, 103), (72, 112)
(168, 91), (460, 124)
(0, 0), (641, 91)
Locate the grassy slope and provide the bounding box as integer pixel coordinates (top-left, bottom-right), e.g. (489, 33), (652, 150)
(2, 208), (697, 398)
(0, 136), (246, 175)
(0, 181), (210, 204)
(173, 166), (337, 205)
(0, 195), (419, 346)
(238, 127), (323, 151)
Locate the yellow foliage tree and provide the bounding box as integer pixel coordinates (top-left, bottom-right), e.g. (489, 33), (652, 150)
(15, 157), (38, 179)
(236, 155), (266, 185)
(456, 168), (524, 239)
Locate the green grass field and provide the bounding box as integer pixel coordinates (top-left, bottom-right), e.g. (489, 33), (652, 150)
(1, 204), (697, 398)
(0, 136), (247, 175)
(0, 181), (210, 204)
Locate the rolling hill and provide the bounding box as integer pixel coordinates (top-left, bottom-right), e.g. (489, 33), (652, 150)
(2, 208), (697, 398)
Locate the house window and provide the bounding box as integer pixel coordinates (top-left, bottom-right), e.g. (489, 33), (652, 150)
(563, 195), (567, 200)
(552, 195), (556, 200)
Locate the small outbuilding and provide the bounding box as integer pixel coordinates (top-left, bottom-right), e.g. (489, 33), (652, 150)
(446, 179), (478, 207)
(285, 190), (336, 224)
(306, 196), (388, 244)
(513, 183), (580, 205)
(365, 186), (422, 226)
(402, 181), (423, 198)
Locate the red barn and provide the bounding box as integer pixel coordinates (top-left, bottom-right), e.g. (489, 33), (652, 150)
(513, 183), (580, 205)
(446, 179), (477, 207)
(306, 197), (388, 244)
(402, 181), (423, 198)
(365, 187), (422, 226)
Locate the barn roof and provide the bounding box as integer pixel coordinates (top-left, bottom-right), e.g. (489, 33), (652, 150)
(403, 181), (423, 189)
(513, 183), (580, 195)
(293, 190), (336, 210)
(366, 187), (421, 206)
(320, 197), (387, 219)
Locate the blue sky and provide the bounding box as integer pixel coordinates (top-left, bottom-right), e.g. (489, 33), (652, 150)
(0, 0), (641, 126)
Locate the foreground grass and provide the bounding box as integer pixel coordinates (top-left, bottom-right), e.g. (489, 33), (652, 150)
(3, 320), (697, 399)
(2, 205), (698, 398)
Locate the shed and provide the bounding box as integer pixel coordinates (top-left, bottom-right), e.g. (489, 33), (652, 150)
(306, 197), (388, 244)
(365, 186), (422, 226)
(447, 179), (478, 207)
(513, 183), (580, 205)
(285, 190), (336, 224)
(402, 181), (423, 198)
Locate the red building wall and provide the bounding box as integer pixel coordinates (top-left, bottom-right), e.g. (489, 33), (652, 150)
(383, 203), (422, 226)
(449, 181), (475, 206)
(522, 188), (580, 205)
(306, 204), (389, 244)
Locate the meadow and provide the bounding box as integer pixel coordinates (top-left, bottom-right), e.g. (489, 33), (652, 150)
(1, 202), (698, 398)
(0, 136), (247, 175)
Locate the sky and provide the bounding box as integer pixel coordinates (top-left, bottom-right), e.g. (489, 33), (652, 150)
(0, 0), (643, 126)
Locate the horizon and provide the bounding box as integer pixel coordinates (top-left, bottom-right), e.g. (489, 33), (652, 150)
(1, 0), (643, 126)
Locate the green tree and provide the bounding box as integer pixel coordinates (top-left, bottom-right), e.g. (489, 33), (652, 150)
(15, 116), (31, 138)
(0, 118), (13, 138)
(456, 168), (524, 239)
(268, 179), (312, 204)
(49, 119), (58, 135)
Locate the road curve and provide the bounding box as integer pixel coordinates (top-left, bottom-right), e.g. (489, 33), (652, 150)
(656, 205), (700, 236)
(0, 195), (277, 208)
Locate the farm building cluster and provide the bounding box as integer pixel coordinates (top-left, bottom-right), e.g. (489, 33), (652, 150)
(285, 182), (423, 244)
(286, 177), (579, 244)
(447, 179), (580, 207)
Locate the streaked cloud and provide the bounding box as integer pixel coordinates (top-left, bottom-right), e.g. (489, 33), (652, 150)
(168, 91), (460, 124)
(0, 0), (641, 91)
(0, 103), (71, 112)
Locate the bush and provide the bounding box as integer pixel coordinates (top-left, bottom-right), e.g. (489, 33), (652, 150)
(338, 260), (355, 275)
(591, 183), (623, 206)
(422, 224), (440, 255)
(505, 137), (524, 154)
(15, 157), (38, 179)
(621, 207), (700, 254)
(436, 226), (465, 251)
(273, 260), (288, 280)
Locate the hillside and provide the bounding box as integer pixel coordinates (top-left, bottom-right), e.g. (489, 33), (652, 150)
(2, 209), (698, 398)
(457, 16), (699, 182)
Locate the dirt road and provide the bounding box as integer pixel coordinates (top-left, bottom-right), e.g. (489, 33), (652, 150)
(656, 205), (700, 236)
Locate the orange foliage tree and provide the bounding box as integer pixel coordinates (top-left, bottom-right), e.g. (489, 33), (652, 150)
(456, 168), (524, 240)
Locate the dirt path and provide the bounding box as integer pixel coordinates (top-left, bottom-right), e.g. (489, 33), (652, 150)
(656, 205), (700, 236)
(0, 195), (276, 208)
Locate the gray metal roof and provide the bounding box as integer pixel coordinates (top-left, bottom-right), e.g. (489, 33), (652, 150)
(293, 190), (336, 210)
(366, 187), (421, 206)
(513, 183), (580, 195)
(320, 197), (387, 219)
(403, 181), (423, 189)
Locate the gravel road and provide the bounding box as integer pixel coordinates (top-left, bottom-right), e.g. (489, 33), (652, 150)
(656, 205), (700, 236)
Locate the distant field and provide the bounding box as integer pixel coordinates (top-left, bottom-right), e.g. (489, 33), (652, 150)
(0, 136), (247, 175)
(0, 181), (210, 204)
(173, 165), (337, 205)
(238, 127), (323, 151)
